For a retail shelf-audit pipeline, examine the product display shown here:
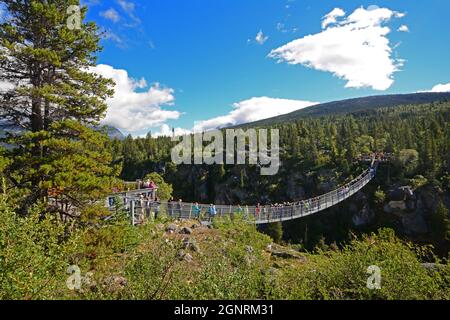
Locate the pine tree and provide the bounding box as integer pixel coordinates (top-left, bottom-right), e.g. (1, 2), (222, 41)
(429, 202), (450, 247)
(0, 1), (115, 215)
(263, 222), (283, 243)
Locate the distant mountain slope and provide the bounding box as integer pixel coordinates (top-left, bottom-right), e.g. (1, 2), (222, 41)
(0, 123), (125, 141)
(234, 92), (450, 128)
(98, 125), (125, 140)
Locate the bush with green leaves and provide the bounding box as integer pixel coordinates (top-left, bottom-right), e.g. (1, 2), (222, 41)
(267, 229), (449, 300)
(0, 197), (80, 299)
(1, 195), (448, 300)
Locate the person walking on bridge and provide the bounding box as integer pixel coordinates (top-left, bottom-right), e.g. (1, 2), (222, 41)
(255, 203), (261, 219)
(344, 185), (350, 196)
(149, 180), (157, 200)
(177, 199), (183, 218)
(168, 197), (175, 217)
(192, 202), (201, 219)
(153, 197), (160, 220)
(208, 204), (217, 222)
(305, 199), (311, 212)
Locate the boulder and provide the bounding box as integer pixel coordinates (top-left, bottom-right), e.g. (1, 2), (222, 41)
(384, 201), (407, 213)
(421, 263), (438, 271)
(166, 224), (178, 233)
(179, 226), (193, 235)
(183, 253), (193, 263)
(388, 186), (414, 201)
(183, 238), (201, 253)
(80, 271), (97, 292)
(269, 248), (307, 262)
(421, 263), (446, 273)
(177, 250), (194, 263)
(103, 276), (127, 293)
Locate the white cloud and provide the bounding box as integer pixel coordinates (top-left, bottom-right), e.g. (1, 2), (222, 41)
(117, 0), (140, 25)
(321, 8), (346, 29)
(277, 22), (288, 33)
(276, 22), (299, 34)
(90, 64), (180, 134)
(194, 97), (317, 131)
(103, 30), (124, 46)
(398, 25), (409, 32)
(150, 124), (192, 138)
(100, 8), (120, 23)
(255, 30), (269, 45)
(269, 6), (406, 90)
(117, 0), (135, 13)
(427, 83), (450, 92)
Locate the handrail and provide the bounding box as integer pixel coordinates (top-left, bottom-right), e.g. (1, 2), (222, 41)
(109, 160), (378, 225)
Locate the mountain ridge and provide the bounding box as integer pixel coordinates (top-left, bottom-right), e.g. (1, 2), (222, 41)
(232, 92), (450, 128)
(0, 123), (125, 141)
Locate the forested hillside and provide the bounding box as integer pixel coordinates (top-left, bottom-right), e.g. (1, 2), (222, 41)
(235, 92), (450, 128)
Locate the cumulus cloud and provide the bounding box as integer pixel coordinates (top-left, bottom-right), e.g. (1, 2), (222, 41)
(90, 64), (180, 133)
(398, 25), (409, 32)
(100, 8), (120, 23)
(321, 8), (346, 29)
(194, 97), (317, 131)
(427, 83), (450, 92)
(255, 30), (269, 45)
(150, 124), (192, 138)
(269, 6), (406, 90)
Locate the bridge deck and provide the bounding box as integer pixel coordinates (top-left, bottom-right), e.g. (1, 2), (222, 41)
(108, 161), (378, 226)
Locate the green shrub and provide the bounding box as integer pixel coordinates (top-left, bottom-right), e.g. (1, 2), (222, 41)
(268, 229), (449, 300)
(0, 198), (80, 299)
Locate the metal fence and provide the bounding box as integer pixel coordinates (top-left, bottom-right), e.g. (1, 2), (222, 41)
(109, 162), (377, 226)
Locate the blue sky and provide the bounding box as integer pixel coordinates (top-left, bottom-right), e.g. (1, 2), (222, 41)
(81, 0), (450, 136)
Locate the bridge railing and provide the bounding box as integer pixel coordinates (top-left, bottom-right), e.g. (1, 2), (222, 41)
(119, 162), (377, 225)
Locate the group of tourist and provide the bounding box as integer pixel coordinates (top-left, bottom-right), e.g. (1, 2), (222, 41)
(129, 179), (159, 223)
(140, 179), (158, 199)
(129, 159), (378, 224)
(166, 200), (217, 220)
(137, 194), (160, 221)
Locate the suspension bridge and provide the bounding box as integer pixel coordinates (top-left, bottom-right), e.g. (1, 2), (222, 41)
(107, 159), (379, 226)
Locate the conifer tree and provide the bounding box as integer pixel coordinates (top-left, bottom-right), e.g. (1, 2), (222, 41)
(0, 0), (115, 215)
